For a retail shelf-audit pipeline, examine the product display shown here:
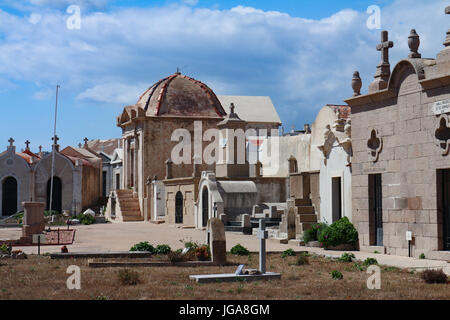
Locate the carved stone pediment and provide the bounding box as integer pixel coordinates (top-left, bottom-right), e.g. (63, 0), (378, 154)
(435, 115), (450, 156)
(367, 129), (383, 162)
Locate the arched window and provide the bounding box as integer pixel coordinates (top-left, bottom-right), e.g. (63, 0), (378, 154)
(202, 187), (209, 227)
(175, 191), (183, 224)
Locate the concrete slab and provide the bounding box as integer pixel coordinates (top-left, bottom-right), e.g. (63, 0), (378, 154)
(190, 272), (281, 283)
(51, 251), (152, 259)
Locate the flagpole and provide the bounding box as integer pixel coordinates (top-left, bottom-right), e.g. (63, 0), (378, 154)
(49, 85), (60, 226)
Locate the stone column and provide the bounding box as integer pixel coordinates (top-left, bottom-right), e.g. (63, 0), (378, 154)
(22, 202), (45, 239)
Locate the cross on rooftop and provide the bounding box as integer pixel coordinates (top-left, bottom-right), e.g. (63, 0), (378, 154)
(230, 103), (235, 114)
(25, 140), (30, 150)
(8, 137), (14, 146)
(39, 145), (42, 153)
(52, 135), (59, 144)
(376, 30), (394, 65)
(84, 137), (89, 145)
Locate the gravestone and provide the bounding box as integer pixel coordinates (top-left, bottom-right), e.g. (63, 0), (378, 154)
(22, 202), (45, 238)
(207, 218), (227, 265)
(287, 208), (296, 240)
(241, 214), (252, 235)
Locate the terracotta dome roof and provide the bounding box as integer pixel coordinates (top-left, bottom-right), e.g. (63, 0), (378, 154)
(136, 72), (227, 118)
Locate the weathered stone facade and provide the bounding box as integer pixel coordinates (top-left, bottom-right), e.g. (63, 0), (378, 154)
(346, 19), (450, 258)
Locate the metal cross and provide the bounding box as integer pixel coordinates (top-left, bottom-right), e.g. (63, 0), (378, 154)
(8, 137), (14, 146)
(25, 140), (30, 150)
(258, 219), (268, 274)
(52, 135), (59, 144)
(376, 30), (393, 65)
(84, 137), (89, 146)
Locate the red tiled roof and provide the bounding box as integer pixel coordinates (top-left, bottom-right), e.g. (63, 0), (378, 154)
(327, 104), (351, 119)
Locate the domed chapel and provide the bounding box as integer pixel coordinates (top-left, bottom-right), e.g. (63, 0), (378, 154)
(111, 71), (285, 225)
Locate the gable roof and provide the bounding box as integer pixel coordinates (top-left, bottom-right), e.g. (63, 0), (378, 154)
(217, 95), (281, 125)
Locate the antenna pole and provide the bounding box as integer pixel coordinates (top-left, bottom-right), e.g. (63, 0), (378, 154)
(49, 85), (60, 225)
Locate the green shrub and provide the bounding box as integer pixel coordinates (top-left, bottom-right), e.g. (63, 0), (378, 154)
(130, 241), (155, 253)
(230, 244), (250, 256)
(0, 244), (8, 254)
(296, 255), (309, 266)
(44, 210), (60, 217)
(155, 244), (171, 255)
(419, 253), (426, 260)
(363, 257), (378, 266)
(317, 217), (358, 248)
(331, 270), (343, 280)
(337, 252), (355, 263)
(74, 214), (95, 225)
(118, 269), (140, 286)
(281, 248), (296, 258)
(421, 269), (448, 284)
(303, 222), (328, 243)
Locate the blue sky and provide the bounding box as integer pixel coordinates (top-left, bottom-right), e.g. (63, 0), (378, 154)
(0, 0), (448, 152)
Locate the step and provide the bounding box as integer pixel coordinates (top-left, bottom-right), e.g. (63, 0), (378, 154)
(121, 211), (141, 217)
(297, 222), (315, 233)
(298, 214), (318, 223)
(296, 206), (315, 214)
(294, 198), (312, 206)
(123, 216), (144, 222)
(228, 221), (242, 227)
(224, 226), (244, 232)
(120, 203), (140, 210)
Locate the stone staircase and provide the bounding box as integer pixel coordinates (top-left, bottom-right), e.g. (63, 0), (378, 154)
(277, 197), (318, 240)
(115, 189), (143, 222)
(293, 198), (317, 234)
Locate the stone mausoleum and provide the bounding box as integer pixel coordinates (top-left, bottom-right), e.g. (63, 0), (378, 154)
(345, 7), (450, 259)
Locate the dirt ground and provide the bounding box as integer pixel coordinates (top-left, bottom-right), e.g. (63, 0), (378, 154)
(0, 253), (448, 300)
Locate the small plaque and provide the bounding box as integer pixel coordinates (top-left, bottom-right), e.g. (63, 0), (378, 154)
(406, 231), (412, 241)
(432, 100), (450, 115)
(235, 264), (245, 275)
(32, 234), (46, 244)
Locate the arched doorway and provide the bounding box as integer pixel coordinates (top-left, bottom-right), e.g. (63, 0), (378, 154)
(2, 177), (17, 216)
(202, 187), (209, 227)
(175, 191), (183, 224)
(47, 177), (62, 213)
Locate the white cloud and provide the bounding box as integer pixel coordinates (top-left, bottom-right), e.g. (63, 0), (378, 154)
(76, 83), (149, 104)
(0, 0), (447, 128)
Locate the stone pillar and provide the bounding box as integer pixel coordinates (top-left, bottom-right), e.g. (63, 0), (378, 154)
(22, 202), (45, 238)
(207, 218), (227, 265)
(165, 159), (173, 179)
(255, 161), (262, 178)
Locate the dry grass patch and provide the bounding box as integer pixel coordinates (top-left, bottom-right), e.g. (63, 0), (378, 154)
(0, 253), (448, 300)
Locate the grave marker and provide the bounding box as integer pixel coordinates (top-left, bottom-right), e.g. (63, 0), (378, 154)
(207, 218), (227, 265)
(258, 220), (268, 274)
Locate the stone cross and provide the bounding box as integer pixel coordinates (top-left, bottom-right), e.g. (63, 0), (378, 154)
(25, 140), (30, 150)
(84, 137), (89, 146)
(258, 219), (268, 274)
(376, 30), (393, 66)
(8, 137), (14, 147)
(38, 145), (42, 153)
(52, 135), (59, 144)
(369, 30), (394, 92)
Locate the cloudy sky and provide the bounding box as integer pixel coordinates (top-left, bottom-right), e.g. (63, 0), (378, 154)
(0, 0), (448, 151)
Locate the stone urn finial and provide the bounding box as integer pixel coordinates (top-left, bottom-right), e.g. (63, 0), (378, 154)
(352, 71), (362, 96)
(408, 29), (421, 58)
